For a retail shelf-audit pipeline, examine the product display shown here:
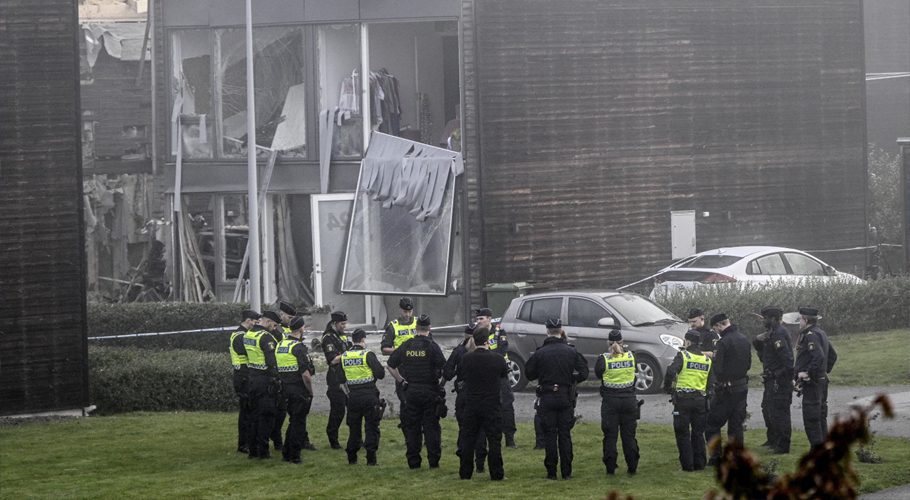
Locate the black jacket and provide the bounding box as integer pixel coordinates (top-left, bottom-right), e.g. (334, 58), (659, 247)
(458, 348), (509, 404)
(753, 323), (794, 380)
(526, 336), (589, 388)
(387, 335), (446, 386)
(695, 326), (719, 353)
(712, 324), (751, 388)
(795, 324), (837, 380)
(321, 324), (349, 385)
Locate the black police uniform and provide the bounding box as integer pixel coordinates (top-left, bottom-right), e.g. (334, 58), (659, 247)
(322, 322), (350, 448)
(663, 345), (713, 471)
(795, 323), (837, 447)
(753, 322), (794, 453)
(456, 345), (508, 480)
(696, 326), (720, 354)
(526, 336), (589, 479)
(238, 327), (280, 459)
(443, 335), (488, 472)
(381, 314), (417, 438)
(705, 323), (751, 462)
(387, 334), (446, 469)
(595, 352), (641, 475)
(340, 345), (386, 465)
(278, 338), (315, 463)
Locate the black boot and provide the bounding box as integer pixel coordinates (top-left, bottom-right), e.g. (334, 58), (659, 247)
(505, 434), (516, 448)
(366, 451), (377, 466)
(347, 451), (358, 464)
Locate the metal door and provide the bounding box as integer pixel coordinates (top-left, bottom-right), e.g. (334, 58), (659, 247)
(671, 210), (697, 260)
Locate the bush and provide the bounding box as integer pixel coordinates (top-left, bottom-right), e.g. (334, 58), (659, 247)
(88, 302), (249, 337)
(89, 346), (235, 414)
(654, 276), (910, 335)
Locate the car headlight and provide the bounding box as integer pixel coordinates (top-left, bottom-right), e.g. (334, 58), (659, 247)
(660, 334), (683, 350)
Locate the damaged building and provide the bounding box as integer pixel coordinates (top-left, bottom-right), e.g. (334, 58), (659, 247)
(81, 0), (868, 327)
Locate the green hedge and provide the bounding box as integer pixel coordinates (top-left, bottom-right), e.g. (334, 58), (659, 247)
(88, 302), (249, 336)
(654, 276), (910, 336)
(89, 346), (235, 414)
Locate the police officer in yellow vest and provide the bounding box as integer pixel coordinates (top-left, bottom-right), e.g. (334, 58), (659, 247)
(240, 315), (281, 459)
(594, 329), (641, 476)
(341, 328), (386, 465)
(275, 316), (315, 464)
(475, 307), (516, 448)
(381, 297), (418, 437)
(273, 301), (296, 448)
(230, 309), (260, 454)
(663, 329), (713, 471)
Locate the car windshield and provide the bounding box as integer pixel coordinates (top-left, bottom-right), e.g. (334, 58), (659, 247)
(602, 293), (681, 326)
(678, 255), (742, 269)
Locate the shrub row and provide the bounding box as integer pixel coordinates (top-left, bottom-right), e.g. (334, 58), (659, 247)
(654, 276), (910, 336)
(88, 302), (249, 337)
(89, 345), (236, 414)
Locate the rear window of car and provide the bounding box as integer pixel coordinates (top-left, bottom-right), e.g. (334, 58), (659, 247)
(517, 298), (562, 324)
(681, 255), (742, 268)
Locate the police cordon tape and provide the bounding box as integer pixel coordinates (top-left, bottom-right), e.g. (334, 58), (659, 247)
(87, 323), (476, 341)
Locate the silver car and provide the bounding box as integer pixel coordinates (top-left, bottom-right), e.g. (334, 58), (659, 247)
(499, 291), (686, 394)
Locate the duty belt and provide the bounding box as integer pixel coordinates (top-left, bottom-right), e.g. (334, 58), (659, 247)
(537, 383), (570, 394)
(277, 366), (298, 372)
(248, 363), (269, 371)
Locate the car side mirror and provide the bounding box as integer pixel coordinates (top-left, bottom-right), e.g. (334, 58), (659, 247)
(597, 317), (617, 328)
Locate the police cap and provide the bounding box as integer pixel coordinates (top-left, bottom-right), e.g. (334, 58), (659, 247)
(760, 306), (783, 318)
(261, 310), (281, 323)
(798, 306), (820, 318)
(288, 316), (305, 331)
(545, 317), (562, 330)
(278, 301), (297, 315)
(351, 328), (367, 342)
(684, 329), (701, 343)
(475, 307), (494, 318)
(242, 309), (261, 321)
(399, 297), (414, 311)
(331, 311), (348, 322)
(608, 329), (622, 342)
(416, 314), (431, 328)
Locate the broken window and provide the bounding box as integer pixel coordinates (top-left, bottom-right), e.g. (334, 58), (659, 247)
(171, 27), (307, 160)
(341, 132), (463, 295)
(317, 24), (363, 159)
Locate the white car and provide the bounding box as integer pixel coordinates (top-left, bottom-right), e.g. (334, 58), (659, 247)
(649, 246), (864, 298)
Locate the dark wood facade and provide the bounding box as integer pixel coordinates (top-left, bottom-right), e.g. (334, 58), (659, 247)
(0, 1), (89, 414)
(462, 0), (868, 301)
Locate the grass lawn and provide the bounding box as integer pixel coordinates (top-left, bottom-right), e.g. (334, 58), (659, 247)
(746, 328), (910, 387)
(2, 413), (908, 499)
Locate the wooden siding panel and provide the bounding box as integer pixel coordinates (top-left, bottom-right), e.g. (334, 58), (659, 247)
(471, 0), (867, 289)
(0, 0), (88, 414)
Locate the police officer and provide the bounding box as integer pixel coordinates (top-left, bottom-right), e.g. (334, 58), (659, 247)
(475, 307), (517, 448)
(381, 297), (418, 438)
(443, 322), (488, 474)
(387, 314), (446, 469)
(687, 308), (719, 357)
(322, 310), (351, 449)
(275, 316), (315, 464)
(229, 309), (260, 453)
(795, 306), (838, 447)
(273, 301), (296, 448)
(526, 317), (589, 480)
(340, 328), (386, 465)
(259, 310), (286, 451)
(241, 314), (280, 459)
(456, 327), (509, 480)
(663, 329), (712, 472)
(595, 328), (640, 476)
(705, 313), (751, 465)
(753, 306), (794, 454)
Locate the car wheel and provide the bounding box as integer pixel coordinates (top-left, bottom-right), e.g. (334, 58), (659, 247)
(634, 354), (663, 395)
(506, 354), (528, 391)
